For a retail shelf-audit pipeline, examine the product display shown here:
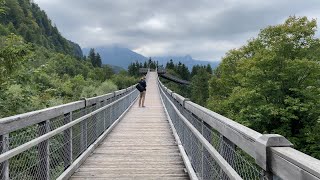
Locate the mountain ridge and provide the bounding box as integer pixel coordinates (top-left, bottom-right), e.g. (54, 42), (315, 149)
(83, 46), (220, 70)
(83, 46), (147, 68)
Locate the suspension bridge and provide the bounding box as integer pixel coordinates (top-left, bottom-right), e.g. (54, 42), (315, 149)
(0, 71), (319, 180)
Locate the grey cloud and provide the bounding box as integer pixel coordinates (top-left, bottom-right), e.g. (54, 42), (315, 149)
(34, 0), (320, 61)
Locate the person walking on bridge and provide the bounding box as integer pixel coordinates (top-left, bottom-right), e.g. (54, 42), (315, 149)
(138, 76), (147, 107)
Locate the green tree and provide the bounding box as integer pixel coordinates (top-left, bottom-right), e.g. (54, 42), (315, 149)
(0, 0), (6, 15)
(207, 16), (320, 158)
(127, 62), (135, 76)
(0, 34), (31, 83)
(166, 59), (174, 70)
(128, 61), (140, 77)
(191, 68), (210, 106)
(191, 65), (200, 77)
(180, 63), (190, 80)
(96, 52), (102, 67)
(0, 0), (82, 57)
(111, 73), (137, 90)
(102, 65), (114, 79)
(206, 64), (212, 74)
(4, 0), (24, 26)
(88, 48), (96, 66)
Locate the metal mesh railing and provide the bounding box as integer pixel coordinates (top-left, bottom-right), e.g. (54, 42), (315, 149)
(0, 89), (138, 180)
(159, 84), (265, 180)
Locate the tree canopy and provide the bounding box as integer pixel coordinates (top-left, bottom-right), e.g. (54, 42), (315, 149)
(88, 48), (102, 67)
(207, 16), (320, 158)
(0, 0), (82, 58)
(0, 1), (138, 118)
(191, 68), (210, 106)
(0, 0), (6, 14)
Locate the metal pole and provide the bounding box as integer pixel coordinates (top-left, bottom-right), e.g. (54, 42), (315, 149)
(201, 120), (204, 180)
(103, 108), (106, 130)
(0, 134), (9, 180)
(38, 120), (50, 180)
(80, 108), (88, 151)
(219, 135), (236, 180)
(63, 112), (73, 169)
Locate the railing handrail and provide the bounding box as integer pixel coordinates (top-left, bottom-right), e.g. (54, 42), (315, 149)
(0, 73), (147, 180)
(158, 79), (320, 180)
(158, 79), (262, 153)
(159, 73), (190, 85)
(0, 88), (138, 164)
(159, 81), (242, 180)
(0, 85), (136, 135)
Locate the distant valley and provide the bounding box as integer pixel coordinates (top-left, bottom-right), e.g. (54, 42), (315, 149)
(83, 46), (220, 70)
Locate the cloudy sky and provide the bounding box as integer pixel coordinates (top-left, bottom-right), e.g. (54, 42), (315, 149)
(33, 0), (320, 61)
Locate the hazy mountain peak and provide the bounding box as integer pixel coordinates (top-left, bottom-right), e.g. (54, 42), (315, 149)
(82, 46), (147, 69)
(184, 54), (192, 60)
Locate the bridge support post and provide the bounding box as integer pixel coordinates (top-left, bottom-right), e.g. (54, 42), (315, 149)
(91, 104), (99, 141)
(63, 112), (73, 169)
(107, 106), (110, 128)
(219, 135), (236, 180)
(103, 108), (106, 130)
(0, 134), (9, 180)
(79, 100), (88, 152)
(81, 109), (88, 150)
(38, 120), (50, 180)
(261, 171), (273, 180)
(82, 121), (88, 150)
(255, 134), (293, 180)
(201, 120), (204, 180)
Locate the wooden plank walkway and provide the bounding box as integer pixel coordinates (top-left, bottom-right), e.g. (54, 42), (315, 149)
(70, 72), (189, 180)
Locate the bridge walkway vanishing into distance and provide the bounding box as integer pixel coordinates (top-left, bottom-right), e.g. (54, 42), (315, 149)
(139, 68), (191, 85)
(0, 71), (320, 180)
(69, 72), (189, 179)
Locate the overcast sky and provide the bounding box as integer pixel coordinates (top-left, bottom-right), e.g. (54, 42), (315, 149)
(33, 0), (320, 61)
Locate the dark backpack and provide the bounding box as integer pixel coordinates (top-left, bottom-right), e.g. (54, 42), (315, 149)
(136, 83), (144, 92)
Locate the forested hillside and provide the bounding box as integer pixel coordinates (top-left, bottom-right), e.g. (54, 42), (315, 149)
(162, 16), (320, 159)
(0, 0), (82, 57)
(0, 0), (137, 118)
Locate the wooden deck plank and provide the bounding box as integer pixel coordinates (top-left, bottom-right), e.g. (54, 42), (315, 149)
(69, 72), (189, 180)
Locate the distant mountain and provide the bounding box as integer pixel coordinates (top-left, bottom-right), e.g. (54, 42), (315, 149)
(83, 46), (147, 69)
(153, 55), (220, 70)
(83, 46), (220, 70)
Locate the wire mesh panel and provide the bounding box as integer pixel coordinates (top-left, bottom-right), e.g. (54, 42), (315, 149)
(49, 131), (66, 179)
(71, 122), (83, 160)
(161, 91), (224, 179)
(159, 85), (265, 180)
(9, 145), (41, 179)
(0, 88), (138, 180)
